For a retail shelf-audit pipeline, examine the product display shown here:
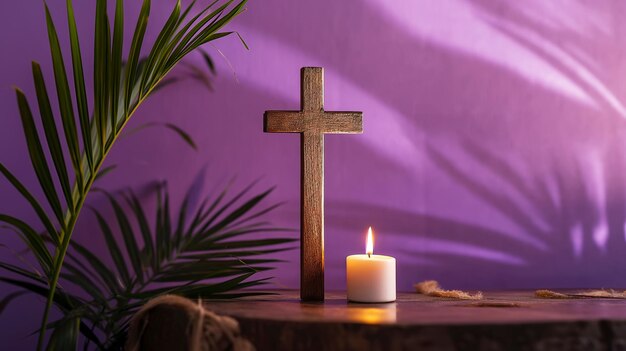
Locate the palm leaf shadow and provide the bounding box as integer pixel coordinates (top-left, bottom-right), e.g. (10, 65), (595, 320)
(426, 140), (626, 284)
(467, 0), (626, 120)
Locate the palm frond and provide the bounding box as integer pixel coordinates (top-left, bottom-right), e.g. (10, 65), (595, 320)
(63, 181), (294, 347)
(0, 1), (250, 348)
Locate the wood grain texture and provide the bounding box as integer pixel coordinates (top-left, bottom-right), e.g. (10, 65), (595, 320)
(301, 131), (324, 301)
(206, 291), (626, 351)
(263, 67), (363, 301)
(301, 67), (323, 112)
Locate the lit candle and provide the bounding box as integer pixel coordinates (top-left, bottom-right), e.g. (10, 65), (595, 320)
(346, 227), (396, 303)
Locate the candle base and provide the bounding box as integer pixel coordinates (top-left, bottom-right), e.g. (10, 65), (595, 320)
(347, 299), (396, 304)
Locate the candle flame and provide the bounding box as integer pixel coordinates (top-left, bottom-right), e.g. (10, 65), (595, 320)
(366, 227), (374, 257)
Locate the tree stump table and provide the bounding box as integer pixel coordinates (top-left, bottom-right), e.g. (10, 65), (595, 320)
(205, 291), (626, 351)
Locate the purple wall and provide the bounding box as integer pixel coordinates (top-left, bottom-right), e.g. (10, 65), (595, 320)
(2, 0), (626, 347)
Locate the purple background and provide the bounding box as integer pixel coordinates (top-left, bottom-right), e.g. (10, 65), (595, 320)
(2, 0), (626, 347)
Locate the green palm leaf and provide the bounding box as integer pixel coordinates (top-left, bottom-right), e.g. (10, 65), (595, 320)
(123, 0), (150, 114)
(67, 240), (120, 295)
(124, 192), (156, 270)
(0, 262), (45, 283)
(92, 208), (131, 287)
(66, 0), (93, 170)
(32, 63), (73, 211)
(105, 193), (143, 284)
(94, 0), (109, 150)
(109, 0), (124, 136)
(15, 89), (65, 226)
(0, 215), (53, 277)
(47, 317), (80, 351)
(0, 165), (58, 244)
(0, 277), (103, 349)
(45, 5), (83, 191)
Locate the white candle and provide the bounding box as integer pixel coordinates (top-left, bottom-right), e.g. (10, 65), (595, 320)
(346, 227), (396, 303)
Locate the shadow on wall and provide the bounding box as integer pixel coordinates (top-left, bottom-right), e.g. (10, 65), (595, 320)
(232, 0), (626, 289)
(325, 138), (626, 290)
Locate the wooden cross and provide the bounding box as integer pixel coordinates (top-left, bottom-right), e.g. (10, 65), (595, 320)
(264, 67), (363, 301)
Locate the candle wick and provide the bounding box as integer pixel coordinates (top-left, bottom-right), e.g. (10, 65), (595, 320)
(368, 253), (371, 258)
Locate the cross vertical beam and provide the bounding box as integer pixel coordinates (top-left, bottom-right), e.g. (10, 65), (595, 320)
(264, 67), (363, 301)
(301, 67), (324, 301)
(301, 130), (324, 301)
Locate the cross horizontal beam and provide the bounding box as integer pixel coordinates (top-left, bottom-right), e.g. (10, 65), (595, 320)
(264, 111), (363, 134)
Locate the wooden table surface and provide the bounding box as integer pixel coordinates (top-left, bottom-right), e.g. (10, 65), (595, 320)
(205, 290), (626, 351)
